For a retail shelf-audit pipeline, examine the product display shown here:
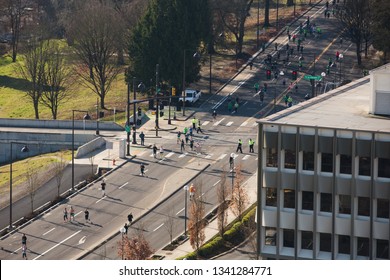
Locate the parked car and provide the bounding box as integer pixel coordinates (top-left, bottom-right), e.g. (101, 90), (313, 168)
(178, 89), (201, 105)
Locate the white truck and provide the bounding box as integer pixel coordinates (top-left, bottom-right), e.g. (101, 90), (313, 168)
(179, 89), (201, 105)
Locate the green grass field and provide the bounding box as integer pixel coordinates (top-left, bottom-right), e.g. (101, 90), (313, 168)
(0, 42), (129, 124)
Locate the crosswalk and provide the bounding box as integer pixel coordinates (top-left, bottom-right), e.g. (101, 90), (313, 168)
(149, 150), (257, 163)
(201, 118), (258, 128)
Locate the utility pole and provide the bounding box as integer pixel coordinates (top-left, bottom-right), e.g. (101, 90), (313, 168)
(155, 64), (159, 137)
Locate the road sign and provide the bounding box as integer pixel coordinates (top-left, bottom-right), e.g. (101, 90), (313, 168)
(304, 75), (322, 81)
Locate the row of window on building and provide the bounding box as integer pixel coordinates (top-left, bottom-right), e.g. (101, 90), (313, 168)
(265, 188), (390, 218)
(265, 228), (389, 259)
(266, 148), (390, 178)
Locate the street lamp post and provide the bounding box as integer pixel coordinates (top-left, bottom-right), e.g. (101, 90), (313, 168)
(183, 185), (189, 236)
(126, 82), (131, 156)
(132, 77), (137, 144)
(168, 86), (172, 125)
(339, 53), (344, 83)
(230, 153), (235, 191)
(9, 142), (29, 230)
(120, 227), (126, 260)
(155, 64), (160, 137)
(95, 99), (100, 135)
(182, 50), (200, 116)
(72, 110), (91, 191)
(257, 0), (260, 49)
(321, 72), (326, 96)
(182, 50), (187, 116)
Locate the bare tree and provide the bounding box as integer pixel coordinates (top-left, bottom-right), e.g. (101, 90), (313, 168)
(164, 206), (177, 245)
(18, 39), (49, 119)
(215, 0), (254, 55)
(230, 164), (248, 220)
(41, 41), (72, 119)
(25, 161), (39, 215)
(335, 0), (372, 65)
(66, 0), (121, 109)
(117, 225), (154, 260)
(53, 152), (67, 198)
(217, 168), (230, 237)
(188, 181), (205, 254)
(4, 0), (29, 62)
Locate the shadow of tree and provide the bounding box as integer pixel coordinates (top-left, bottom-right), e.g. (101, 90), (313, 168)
(0, 75), (31, 91)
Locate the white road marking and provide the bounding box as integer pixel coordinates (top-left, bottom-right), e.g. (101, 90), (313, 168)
(217, 154), (227, 161)
(205, 154), (213, 159)
(176, 208), (184, 215)
(213, 117), (225, 126)
(75, 211), (82, 217)
(166, 152), (175, 158)
(79, 236), (86, 245)
(33, 230), (81, 260)
(202, 121), (210, 126)
(153, 223), (164, 232)
(42, 228), (55, 236)
(119, 182), (128, 189)
(178, 153), (188, 158)
(242, 155), (250, 160)
(95, 196), (106, 204)
(213, 180), (221, 186)
(240, 121), (248, 127)
(226, 121), (233, 127)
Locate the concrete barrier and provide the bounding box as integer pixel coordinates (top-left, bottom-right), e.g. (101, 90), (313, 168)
(0, 118), (124, 131)
(76, 137), (105, 158)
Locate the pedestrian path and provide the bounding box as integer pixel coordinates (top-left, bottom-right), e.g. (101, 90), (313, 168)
(154, 172), (258, 260)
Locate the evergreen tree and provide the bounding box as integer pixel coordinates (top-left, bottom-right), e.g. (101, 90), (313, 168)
(128, 0), (210, 90)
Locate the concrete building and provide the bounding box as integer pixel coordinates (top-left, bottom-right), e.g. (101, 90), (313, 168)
(256, 64), (390, 260)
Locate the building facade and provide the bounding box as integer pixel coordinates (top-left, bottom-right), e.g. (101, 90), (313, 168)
(256, 67), (390, 260)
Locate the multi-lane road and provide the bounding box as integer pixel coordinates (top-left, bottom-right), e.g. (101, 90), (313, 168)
(0, 0), (363, 260)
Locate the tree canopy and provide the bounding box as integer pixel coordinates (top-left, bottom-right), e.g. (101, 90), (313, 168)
(127, 0), (210, 91)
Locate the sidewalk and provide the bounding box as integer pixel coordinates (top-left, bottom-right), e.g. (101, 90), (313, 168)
(154, 172), (257, 260)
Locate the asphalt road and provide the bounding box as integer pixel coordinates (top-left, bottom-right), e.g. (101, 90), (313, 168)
(0, 0), (363, 260)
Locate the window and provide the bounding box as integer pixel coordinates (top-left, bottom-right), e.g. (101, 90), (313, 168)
(265, 188), (277, 207)
(357, 237), (369, 257)
(301, 231), (313, 250)
(302, 151), (314, 171)
(376, 239), (389, 259)
(378, 158), (390, 178)
(284, 149), (296, 169)
(359, 156), (371, 176)
(266, 147), (278, 167)
(284, 189), (295, 209)
(339, 195), (351, 214)
(338, 235), (350, 254)
(340, 154), (352, 174)
(321, 153), (333, 172)
(320, 233), (331, 252)
(302, 191), (314, 210)
(358, 197), (370, 216)
(377, 199), (389, 219)
(265, 227), (276, 246)
(320, 193), (332, 212)
(283, 229), (295, 248)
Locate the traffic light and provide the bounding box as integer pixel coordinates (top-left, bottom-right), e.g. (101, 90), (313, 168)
(326, 65), (330, 75)
(172, 87), (176, 96)
(292, 70), (297, 80)
(266, 69), (271, 80)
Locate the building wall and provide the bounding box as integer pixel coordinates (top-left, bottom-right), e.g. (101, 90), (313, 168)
(257, 123), (390, 260)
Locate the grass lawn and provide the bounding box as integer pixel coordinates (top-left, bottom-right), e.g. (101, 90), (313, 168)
(0, 150), (72, 205)
(0, 45), (130, 123)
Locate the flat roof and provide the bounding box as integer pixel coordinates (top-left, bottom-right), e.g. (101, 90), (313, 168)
(259, 76), (390, 133)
